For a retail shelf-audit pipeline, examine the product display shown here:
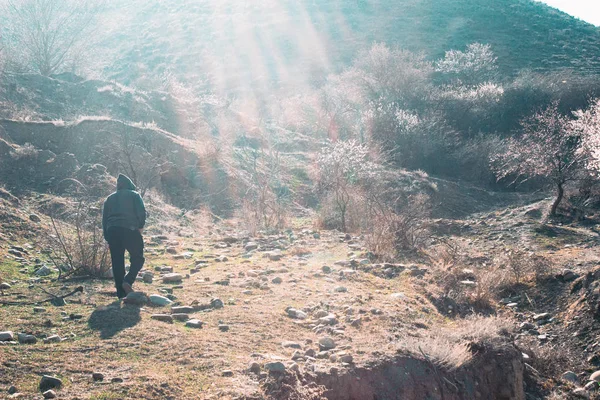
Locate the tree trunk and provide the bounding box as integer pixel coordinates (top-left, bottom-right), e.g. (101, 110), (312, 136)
(550, 182), (564, 216)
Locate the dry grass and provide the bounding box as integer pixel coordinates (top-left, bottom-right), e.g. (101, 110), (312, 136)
(0, 222), (449, 399)
(398, 315), (512, 370)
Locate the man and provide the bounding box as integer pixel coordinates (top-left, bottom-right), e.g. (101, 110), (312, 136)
(102, 174), (147, 299)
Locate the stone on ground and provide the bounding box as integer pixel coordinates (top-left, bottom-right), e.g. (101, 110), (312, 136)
(92, 372), (104, 382)
(151, 314), (174, 323)
(590, 370), (600, 382)
(39, 376), (62, 392)
(319, 337), (336, 350)
(0, 331), (14, 341)
(185, 319), (203, 329)
(162, 273), (183, 283)
(264, 362), (286, 373)
(149, 294), (173, 306)
(562, 371), (578, 383)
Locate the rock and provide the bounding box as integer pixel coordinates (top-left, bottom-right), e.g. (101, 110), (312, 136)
(334, 286), (348, 293)
(533, 313), (551, 321)
(590, 370), (600, 382)
(185, 319), (203, 329)
(171, 306), (194, 314)
(520, 322), (535, 331)
(282, 341), (302, 349)
(219, 324), (230, 332)
(151, 314), (173, 323)
(584, 381), (598, 391)
(44, 335), (61, 344)
(92, 372), (104, 382)
(305, 349), (316, 358)
(562, 269), (578, 282)
(272, 277), (283, 284)
(322, 266), (332, 274)
(1, 282), (11, 290)
(390, 293), (406, 299)
(314, 310), (329, 318)
(29, 214), (41, 223)
(319, 337), (336, 350)
(50, 297), (66, 307)
(319, 314), (337, 325)
(211, 298), (224, 309)
(111, 377), (124, 383)
(166, 247), (178, 254)
(245, 242), (259, 251)
(33, 307), (47, 313)
(220, 369), (234, 377)
(17, 333), (36, 344)
(264, 362), (286, 373)
(162, 273), (183, 283)
(0, 331), (14, 341)
(39, 375), (62, 392)
(562, 371), (578, 383)
(35, 266), (52, 276)
(172, 313), (190, 322)
(338, 353), (353, 363)
(142, 273), (153, 284)
(123, 292), (148, 305)
(291, 350), (304, 360)
(249, 361), (261, 374)
(149, 294), (173, 306)
(265, 251), (283, 261)
(286, 308), (307, 320)
(43, 390), (56, 399)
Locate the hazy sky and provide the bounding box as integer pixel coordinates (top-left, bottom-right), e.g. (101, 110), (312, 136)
(538, 0), (600, 26)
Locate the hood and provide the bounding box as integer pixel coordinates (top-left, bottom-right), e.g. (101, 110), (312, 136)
(117, 174), (136, 191)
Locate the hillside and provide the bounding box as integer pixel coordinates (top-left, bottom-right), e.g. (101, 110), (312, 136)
(96, 0), (600, 93)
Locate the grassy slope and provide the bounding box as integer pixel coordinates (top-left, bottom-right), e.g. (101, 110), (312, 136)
(99, 0), (600, 93)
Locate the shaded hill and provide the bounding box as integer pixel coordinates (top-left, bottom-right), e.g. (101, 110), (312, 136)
(98, 0), (600, 93)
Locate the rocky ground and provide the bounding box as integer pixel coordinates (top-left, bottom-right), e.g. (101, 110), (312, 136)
(2, 195), (600, 399)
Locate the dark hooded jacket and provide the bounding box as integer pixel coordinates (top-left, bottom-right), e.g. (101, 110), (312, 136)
(102, 174), (146, 238)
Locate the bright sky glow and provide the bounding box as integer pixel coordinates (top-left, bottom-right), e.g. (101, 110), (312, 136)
(538, 0), (600, 26)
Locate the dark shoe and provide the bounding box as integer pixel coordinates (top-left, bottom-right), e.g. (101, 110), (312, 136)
(122, 282), (133, 295)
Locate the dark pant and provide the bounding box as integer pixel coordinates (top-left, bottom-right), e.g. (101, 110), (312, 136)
(105, 226), (145, 298)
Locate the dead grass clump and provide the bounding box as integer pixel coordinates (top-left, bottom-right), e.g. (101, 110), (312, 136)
(495, 249), (554, 284)
(427, 239), (510, 310)
(399, 315), (512, 370)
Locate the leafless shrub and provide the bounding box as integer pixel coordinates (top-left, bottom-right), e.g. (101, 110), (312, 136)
(232, 143), (291, 234)
(364, 193), (431, 259)
(1, 0), (106, 76)
(44, 182), (109, 279)
(495, 249), (554, 284)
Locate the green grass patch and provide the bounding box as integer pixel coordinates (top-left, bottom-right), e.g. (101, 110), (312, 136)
(0, 259), (24, 281)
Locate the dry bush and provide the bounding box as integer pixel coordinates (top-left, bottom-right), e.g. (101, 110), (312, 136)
(315, 188), (367, 232)
(427, 240), (511, 309)
(45, 197), (109, 279)
(400, 315), (512, 370)
(364, 194), (431, 259)
(495, 249), (554, 284)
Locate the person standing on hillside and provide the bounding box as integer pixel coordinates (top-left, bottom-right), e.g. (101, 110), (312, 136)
(102, 174), (147, 299)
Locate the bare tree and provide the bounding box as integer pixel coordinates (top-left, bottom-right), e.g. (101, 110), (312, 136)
(1, 0), (105, 76)
(491, 102), (583, 216)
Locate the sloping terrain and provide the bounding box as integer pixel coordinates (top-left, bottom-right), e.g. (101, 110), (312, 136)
(0, 195), (525, 400)
(95, 0), (600, 93)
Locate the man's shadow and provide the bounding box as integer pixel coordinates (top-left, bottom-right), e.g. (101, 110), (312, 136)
(88, 300), (141, 339)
